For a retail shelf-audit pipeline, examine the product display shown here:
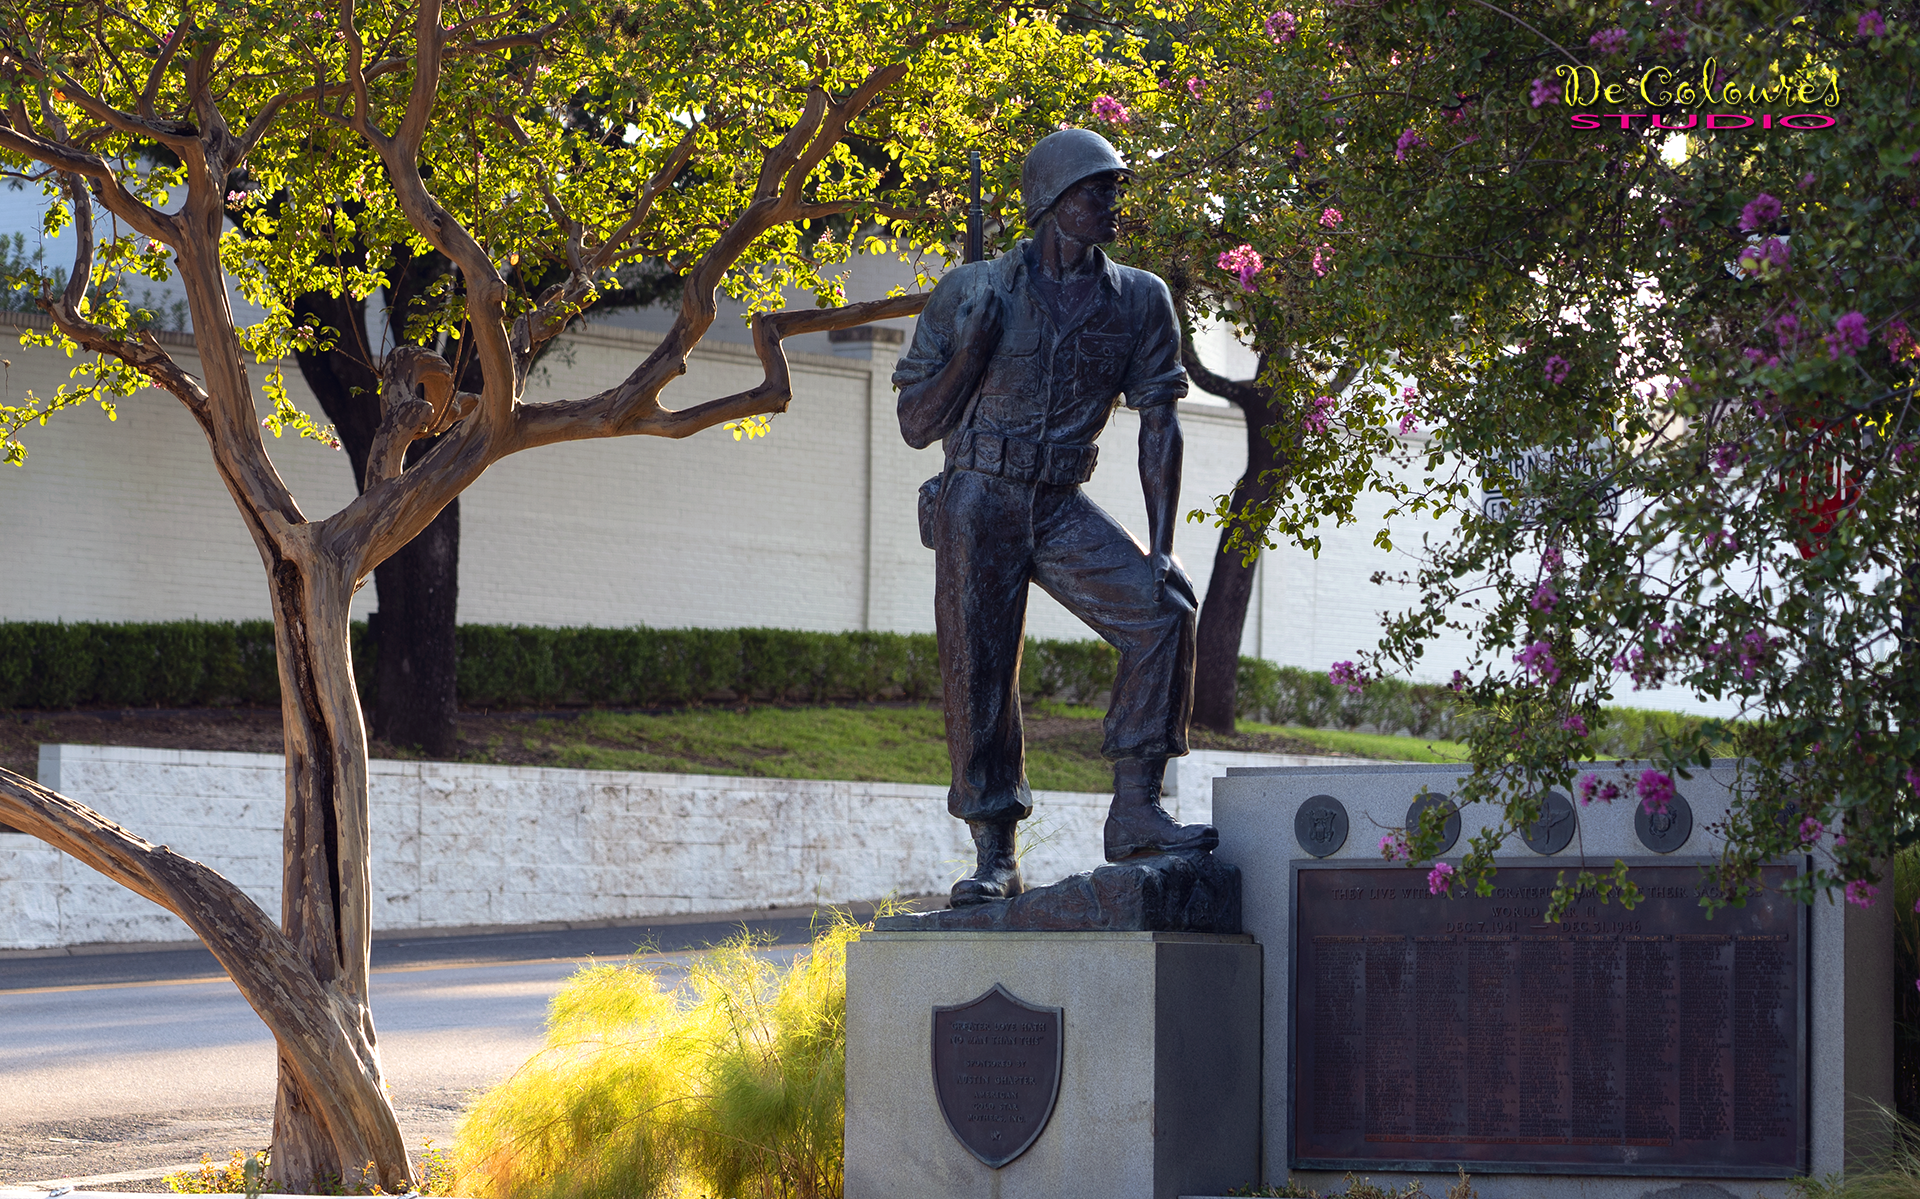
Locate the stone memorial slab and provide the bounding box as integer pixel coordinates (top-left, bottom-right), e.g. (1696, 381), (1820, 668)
(931, 983), (1063, 1167)
(1211, 761), (1893, 1199)
(1290, 860), (1805, 1178)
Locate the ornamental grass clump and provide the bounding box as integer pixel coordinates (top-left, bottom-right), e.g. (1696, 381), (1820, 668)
(454, 918), (856, 1199)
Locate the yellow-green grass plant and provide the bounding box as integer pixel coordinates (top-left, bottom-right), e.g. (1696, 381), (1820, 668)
(455, 918), (857, 1199)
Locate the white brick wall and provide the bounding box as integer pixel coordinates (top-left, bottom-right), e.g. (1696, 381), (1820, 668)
(0, 309), (1729, 714)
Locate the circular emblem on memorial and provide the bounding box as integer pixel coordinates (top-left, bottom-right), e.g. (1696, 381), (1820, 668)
(1635, 790), (1693, 853)
(1295, 795), (1349, 857)
(1520, 789), (1576, 854)
(1404, 792), (1461, 856)
(930, 983), (1064, 1169)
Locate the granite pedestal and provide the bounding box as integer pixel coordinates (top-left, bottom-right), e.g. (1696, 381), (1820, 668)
(845, 930), (1261, 1199)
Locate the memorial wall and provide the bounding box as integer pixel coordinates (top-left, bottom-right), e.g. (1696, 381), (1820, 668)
(1213, 762), (1891, 1199)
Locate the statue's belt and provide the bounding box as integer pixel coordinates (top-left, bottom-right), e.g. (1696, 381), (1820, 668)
(948, 430), (1098, 486)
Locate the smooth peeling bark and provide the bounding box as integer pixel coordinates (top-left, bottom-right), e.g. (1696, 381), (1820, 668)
(0, 759), (410, 1193)
(264, 533), (412, 1191)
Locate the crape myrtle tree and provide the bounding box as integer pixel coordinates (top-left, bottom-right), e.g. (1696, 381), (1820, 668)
(1063, 0), (1431, 732)
(1119, 0), (1918, 914)
(0, 0), (1137, 1185)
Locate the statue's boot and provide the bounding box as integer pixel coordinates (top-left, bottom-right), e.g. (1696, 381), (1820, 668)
(950, 818), (1023, 906)
(1104, 757), (1219, 862)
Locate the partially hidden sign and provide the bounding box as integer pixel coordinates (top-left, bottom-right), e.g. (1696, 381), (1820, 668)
(932, 983), (1063, 1168)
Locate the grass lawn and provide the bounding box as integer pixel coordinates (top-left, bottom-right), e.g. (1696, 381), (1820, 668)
(1242, 722), (1471, 764)
(460, 701), (1453, 791)
(1, 701), (1461, 792)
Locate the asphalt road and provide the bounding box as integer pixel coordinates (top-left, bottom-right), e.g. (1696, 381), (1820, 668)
(0, 913), (832, 1190)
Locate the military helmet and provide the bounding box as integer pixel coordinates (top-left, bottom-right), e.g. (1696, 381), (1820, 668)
(1020, 128), (1130, 225)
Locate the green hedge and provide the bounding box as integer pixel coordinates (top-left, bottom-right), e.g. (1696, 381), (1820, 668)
(0, 622), (1706, 753)
(0, 621), (1108, 711)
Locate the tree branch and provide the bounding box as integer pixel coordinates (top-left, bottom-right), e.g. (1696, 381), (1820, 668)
(0, 767), (412, 1190)
(0, 117), (175, 242)
(514, 291), (928, 449)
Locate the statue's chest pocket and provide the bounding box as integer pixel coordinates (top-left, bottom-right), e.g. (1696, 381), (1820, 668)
(1075, 333), (1131, 391)
(983, 329), (1043, 395)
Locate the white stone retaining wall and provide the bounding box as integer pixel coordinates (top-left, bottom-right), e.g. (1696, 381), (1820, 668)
(0, 744), (1341, 951)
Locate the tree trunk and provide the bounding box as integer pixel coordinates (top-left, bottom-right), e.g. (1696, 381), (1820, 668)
(295, 278), (461, 756)
(0, 537), (412, 1193)
(369, 499), (460, 756)
(1192, 406), (1287, 733)
(265, 539), (413, 1191)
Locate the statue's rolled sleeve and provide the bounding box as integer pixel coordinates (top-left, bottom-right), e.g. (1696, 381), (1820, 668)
(891, 282), (959, 393)
(1119, 277), (1188, 411)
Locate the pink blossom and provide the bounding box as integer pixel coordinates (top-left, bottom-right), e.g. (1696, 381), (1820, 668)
(1266, 9), (1298, 41)
(1292, 141), (1309, 159)
(1562, 714), (1589, 736)
(1859, 8), (1886, 37)
(1543, 355), (1571, 385)
(1187, 76), (1206, 99)
(1515, 640), (1560, 684)
(1800, 171), (1817, 190)
(1394, 128), (1424, 161)
(1529, 77), (1557, 107)
(1798, 816), (1825, 845)
(1530, 580), (1559, 612)
(1257, 90), (1275, 111)
(1905, 767), (1920, 793)
(1399, 409), (1419, 435)
(226, 189), (248, 204)
(1654, 27), (1688, 53)
(1303, 394), (1336, 434)
(1589, 27), (1630, 55)
(1826, 311), (1869, 359)
(1091, 95), (1131, 125)
(1737, 237), (1791, 275)
(1449, 670), (1468, 692)
(1775, 313), (1801, 349)
(1739, 193), (1783, 233)
(1310, 243), (1334, 276)
(1320, 207), (1344, 228)
(1636, 769), (1675, 815)
(1712, 444), (1741, 473)
(1543, 547), (1563, 572)
(1845, 880), (1879, 907)
(1380, 832), (1411, 861)
(1577, 773), (1621, 806)
(1428, 861), (1456, 895)
(1886, 319), (1917, 360)
(1329, 659), (1368, 693)
(1217, 244), (1264, 292)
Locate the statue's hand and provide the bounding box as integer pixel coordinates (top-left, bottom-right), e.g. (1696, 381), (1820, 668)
(1150, 551), (1196, 608)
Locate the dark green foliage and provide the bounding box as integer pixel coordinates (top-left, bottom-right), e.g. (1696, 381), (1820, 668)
(0, 621), (284, 709)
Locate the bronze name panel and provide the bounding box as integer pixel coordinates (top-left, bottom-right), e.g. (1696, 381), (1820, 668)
(1292, 861), (1805, 1178)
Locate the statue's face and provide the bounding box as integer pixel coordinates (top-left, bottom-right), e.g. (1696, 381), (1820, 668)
(1052, 172), (1125, 245)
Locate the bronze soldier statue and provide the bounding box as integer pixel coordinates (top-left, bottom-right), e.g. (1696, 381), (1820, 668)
(894, 128), (1217, 908)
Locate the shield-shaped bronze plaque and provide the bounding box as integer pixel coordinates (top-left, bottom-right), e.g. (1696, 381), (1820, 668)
(931, 983), (1063, 1168)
